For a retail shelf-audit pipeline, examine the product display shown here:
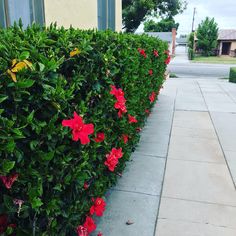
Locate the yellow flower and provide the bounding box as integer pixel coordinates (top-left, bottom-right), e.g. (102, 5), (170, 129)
(70, 48), (81, 57)
(7, 69), (17, 82)
(7, 59), (33, 82)
(11, 62), (28, 73)
(22, 60), (33, 69)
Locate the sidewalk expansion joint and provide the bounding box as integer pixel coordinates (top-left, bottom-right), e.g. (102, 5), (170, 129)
(111, 188), (160, 197)
(168, 157), (226, 165)
(134, 152), (166, 159)
(197, 81), (236, 191)
(158, 217), (236, 230)
(162, 196), (236, 208)
(153, 88), (178, 236)
(175, 109), (208, 112)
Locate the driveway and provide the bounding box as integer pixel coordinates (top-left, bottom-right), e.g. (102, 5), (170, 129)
(169, 46), (233, 78)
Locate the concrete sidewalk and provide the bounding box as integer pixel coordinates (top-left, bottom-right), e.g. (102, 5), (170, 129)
(156, 78), (236, 236)
(93, 77), (236, 236)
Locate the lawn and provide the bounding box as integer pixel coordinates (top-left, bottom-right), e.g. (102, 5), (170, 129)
(192, 56), (236, 64)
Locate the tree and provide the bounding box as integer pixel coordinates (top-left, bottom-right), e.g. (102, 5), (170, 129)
(122, 0), (187, 32)
(144, 18), (179, 32)
(196, 17), (218, 56)
(187, 32), (195, 60)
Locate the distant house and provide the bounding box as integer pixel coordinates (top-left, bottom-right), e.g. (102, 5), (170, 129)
(176, 36), (188, 46)
(138, 28), (177, 55)
(0, 0), (122, 31)
(218, 29), (236, 56)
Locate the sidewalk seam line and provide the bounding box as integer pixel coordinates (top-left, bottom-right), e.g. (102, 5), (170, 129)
(197, 81), (236, 190)
(157, 217), (236, 230)
(111, 188), (159, 197)
(218, 83), (236, 104)
(162, 196), (236, 208)
(153, 88), (178, 236)
(168, 157), (226, 165)
(134, 152), (166, 159)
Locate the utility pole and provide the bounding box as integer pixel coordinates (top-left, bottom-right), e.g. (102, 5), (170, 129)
(191, 7), (196, 32)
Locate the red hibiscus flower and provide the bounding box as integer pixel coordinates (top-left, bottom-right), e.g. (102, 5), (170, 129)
(76, 225), (88, 236)
(62, 112), (94, 144)
(165, 56), (171, 65)
(136, 127), (142, 132)
(153, 49), (159, 57)
(0, 214), (8, 234)
(0, 214), (16, 234)
(94, 132), (105, 143)
(84, 182), (89, 190)
(149, 69), (153, 76)
(83, 216), (96, 234)
(128, 114), (138, 123)
(138, 48), (147, 58)
(110, 85), (125, 99)
(122, 134), (129, 144)
(114, 99), (127, 118)
(90, 198), (106, 217)
(105, 148), (123, 172)
(111, 147), (123, 159)
(97, 233), (103, 236)
(110, 86), (127, 117)
(104, 155), (118, 172)
(149, 92), (156, 103)
(0, 173), (19, 189)
(164, 50), (171, 64)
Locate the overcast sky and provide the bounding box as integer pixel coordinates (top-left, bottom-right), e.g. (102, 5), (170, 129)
(137, 0), (236, 35)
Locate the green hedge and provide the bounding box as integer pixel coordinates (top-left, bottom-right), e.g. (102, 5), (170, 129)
(0, 24), (169, 235)
(229, 67), (236, 83)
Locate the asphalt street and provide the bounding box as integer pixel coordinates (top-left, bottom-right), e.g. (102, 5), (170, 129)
(168, 46), (234, 78)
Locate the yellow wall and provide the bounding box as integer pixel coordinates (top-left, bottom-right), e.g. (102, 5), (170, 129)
(231, 41), (236, 50)
(115, 0), (122, 31)
(43, 0), (98, 29)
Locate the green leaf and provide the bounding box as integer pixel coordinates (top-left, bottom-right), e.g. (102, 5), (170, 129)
(2, 160), (15, 174)
(30, 140), (39, 150)
(42, 151), (55, 161)
(17, 80), (35, 88)
(0, 95), (8, 103)
(53, 184), (62, 192)
(31, 197), (43, 209)
(44, 39), (56, 45)
(38, 62), (45, 72)
(3, 195), (14, 211)
(19, 51), (30, 60)
(6, 139), (16, 152)
(27, 110), (35, 123)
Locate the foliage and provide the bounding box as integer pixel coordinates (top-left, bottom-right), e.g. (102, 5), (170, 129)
(229, 67), (236, 83)
(196, 17), (219, 56)
(0, 23), (168, 235)
(187, 32), (195, 60)
(122, 0), (187, 32)
(144, 18), (179, 32)
(187, 32), (194, 49)
(188, 48), (195, 60)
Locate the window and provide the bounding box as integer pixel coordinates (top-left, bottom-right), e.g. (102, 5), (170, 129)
(97, 0), (107, 30)
(0, 0), (44, 28)
(108, 0), (115, 30)
(0, 0), (6, 28)
(97, 0), (115, 31)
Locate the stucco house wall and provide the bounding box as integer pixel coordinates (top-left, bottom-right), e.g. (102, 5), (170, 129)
(44, 0), (122, 31)
(44, 0), (97, 29)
